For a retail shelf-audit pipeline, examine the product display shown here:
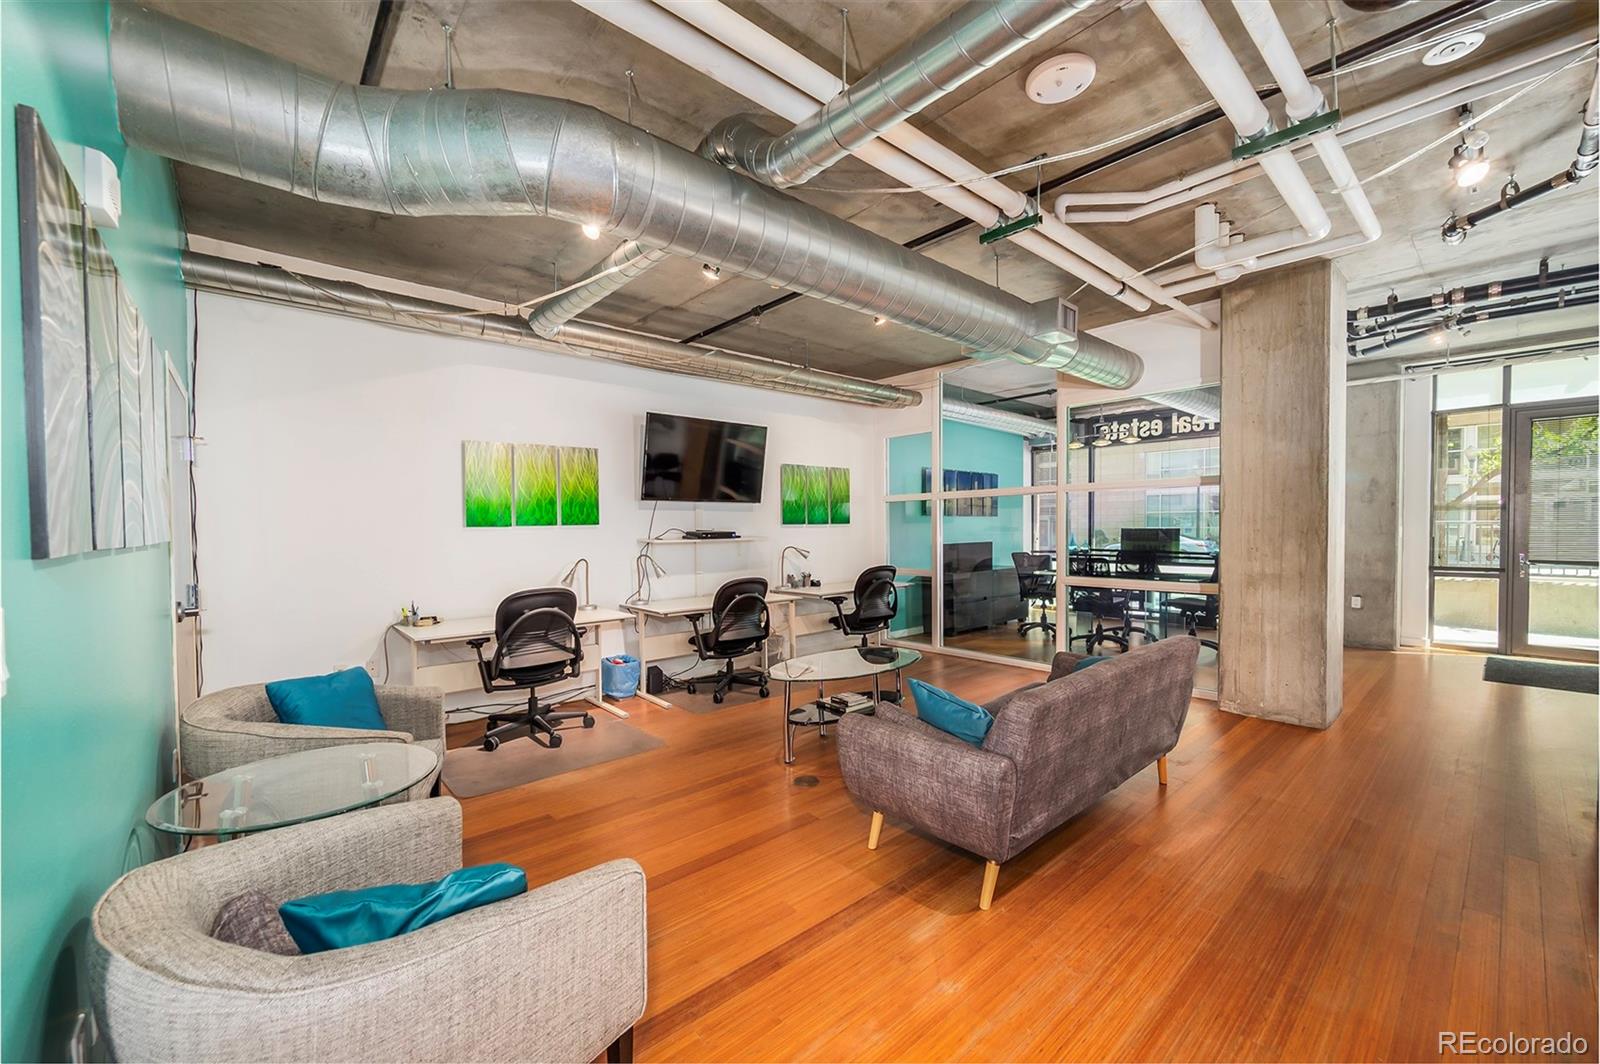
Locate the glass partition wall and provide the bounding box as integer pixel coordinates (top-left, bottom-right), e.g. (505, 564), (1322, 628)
(886, 363), (1221, 695)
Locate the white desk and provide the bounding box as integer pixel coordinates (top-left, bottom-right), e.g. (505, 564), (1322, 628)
(622, 592), (799, 708)
(390, 606), (635, 718)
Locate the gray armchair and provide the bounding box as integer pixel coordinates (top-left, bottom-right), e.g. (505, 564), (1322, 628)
(837, 637), (1200, 910)
(182, 682), (445, 799)
(89, 797), (648, 1062)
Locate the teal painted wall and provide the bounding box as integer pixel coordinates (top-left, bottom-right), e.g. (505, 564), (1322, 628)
(1, 2), (189, 1058)
(940, 419), (1028, 562)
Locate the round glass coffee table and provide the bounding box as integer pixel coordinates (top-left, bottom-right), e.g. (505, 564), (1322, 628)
(768, 646), (922, 764)
(147, 742), (440, 840)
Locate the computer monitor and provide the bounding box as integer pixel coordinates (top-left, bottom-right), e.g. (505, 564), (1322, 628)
(1121, 527), (1179, 556)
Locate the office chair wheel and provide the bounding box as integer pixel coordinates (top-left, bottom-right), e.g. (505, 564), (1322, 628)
(582, 715), (596, 728)
(482, 735), (501, 752)
(713, 692), (725, 704)
(686, 682), (697, 694)
(548, 733), (563, 749)
(759, 686), (770, 698)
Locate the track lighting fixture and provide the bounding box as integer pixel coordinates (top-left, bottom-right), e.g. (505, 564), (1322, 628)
(701, 263), (721, 281)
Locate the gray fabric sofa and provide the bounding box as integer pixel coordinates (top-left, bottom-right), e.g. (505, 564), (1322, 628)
(837, 637), (1200, 910)
(182, 682), (445, 800)
(89, 797), (648, 1062)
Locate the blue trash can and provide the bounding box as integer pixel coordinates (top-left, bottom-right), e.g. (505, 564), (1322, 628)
(601, 655), (641, 699)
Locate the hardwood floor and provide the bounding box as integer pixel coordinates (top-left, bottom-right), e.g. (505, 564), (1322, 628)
(448, 649), (1598, 1062)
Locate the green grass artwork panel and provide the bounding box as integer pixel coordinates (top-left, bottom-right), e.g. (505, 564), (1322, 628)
(463, 441), (512, 527)
(780, 464), (807, 524)
(827, 466), (850, 524)
(560, 446), (600, 526)
(803, 465), (830, 525)
(514, 444), (559, 526)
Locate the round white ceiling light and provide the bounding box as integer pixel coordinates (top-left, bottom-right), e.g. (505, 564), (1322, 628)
(1422, 24), (1487, 66)
(1025, 53), (1096, 104)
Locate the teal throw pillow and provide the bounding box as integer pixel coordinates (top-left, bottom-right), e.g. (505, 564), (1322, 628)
(1073, 655), (1112, 672)
(280, 862), (528, 953)
(908, 677), (994, 746)
(265, 667), (386, 730)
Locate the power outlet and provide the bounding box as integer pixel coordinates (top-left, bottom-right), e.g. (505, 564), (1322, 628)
(1350, 595), (1363, 610)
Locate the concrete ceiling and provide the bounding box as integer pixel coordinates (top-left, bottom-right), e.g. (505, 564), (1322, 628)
(151, 0), (1600, 382)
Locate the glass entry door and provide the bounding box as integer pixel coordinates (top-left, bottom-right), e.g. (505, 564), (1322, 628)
(1508, 401), (1599, 660)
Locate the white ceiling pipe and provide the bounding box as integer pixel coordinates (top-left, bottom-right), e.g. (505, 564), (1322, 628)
(572, 0), (1150, 312)
(649, 0), (1215, 330)
(1056, 30), (1595, 218)
(1160, 230), (1376, 297)
(1230, 0), (1380, 250)
(1147, 0), (1331, 260)
(1061, 48), (1589, 225)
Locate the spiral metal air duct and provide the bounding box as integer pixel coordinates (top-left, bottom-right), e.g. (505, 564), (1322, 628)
(706, 0), (1095, 188)
(110, 5), (1144, 389)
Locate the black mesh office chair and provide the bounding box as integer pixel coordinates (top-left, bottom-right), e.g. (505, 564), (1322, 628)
(1012, 552), (1056, 639)
(827, 565), (899, 647)
(1068, 586), (1133, 653)
(1162, 556), (1220, 652)
(686, 577), (772, 704)
(467, 587), (591, 751)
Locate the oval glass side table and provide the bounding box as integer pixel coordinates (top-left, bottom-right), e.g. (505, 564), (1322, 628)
(147, 742), (440, 840)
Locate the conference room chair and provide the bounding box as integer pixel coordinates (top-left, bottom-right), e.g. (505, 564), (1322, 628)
(827, 565), (899, 647)
(686, 577), (772, 704)
(467, 587), (591, 751)
(1011, 551), (1056, 640)
(1162, 555), (1221, 653)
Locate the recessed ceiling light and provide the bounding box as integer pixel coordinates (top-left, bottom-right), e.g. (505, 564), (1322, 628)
(701, 263), (721, 281)
(1422, 24), (1487, 66)
(580, 222), (601, 240)
(1025, 53), (1096, 105)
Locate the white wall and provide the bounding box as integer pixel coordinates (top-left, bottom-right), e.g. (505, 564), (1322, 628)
(193, 293), (887, 689)
(1060, 301), (1223, 407)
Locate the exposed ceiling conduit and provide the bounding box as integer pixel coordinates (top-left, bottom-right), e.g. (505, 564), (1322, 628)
(527, 241), (670, 338)
(180, 253), (923, 407)
(642, 0), (1215, 330)
(1442, 63), (1600, 243)
(110, 5), (1144, 387)
(707, 0), (1095, 188)
(1056, 30), (1596, 223)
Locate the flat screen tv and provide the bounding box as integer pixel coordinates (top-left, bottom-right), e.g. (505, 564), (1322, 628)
(640, 412), (768, 503)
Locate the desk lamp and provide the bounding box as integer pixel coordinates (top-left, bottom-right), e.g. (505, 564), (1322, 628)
(560, 558), (594, 610)
(781, 545), (811, 587)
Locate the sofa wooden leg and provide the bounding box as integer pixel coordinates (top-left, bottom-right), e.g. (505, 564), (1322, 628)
(867, 811), (884, 850)
(979, 860), (1000, 910)
(606, 1026), (634, 1063)
(1157, 756), (1169, 786)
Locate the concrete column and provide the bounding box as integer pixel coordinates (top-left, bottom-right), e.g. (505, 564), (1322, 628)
(1343, 379), (1403, 649)
(1220, 260), (1345, 728)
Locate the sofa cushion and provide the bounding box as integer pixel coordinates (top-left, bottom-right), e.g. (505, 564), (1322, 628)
(279, 862), (528, 953)
(265, 667), (387, 730)
(907, 677), (994, 745)
(211, 889), (301, 955)
(982, 680), (1044, 717)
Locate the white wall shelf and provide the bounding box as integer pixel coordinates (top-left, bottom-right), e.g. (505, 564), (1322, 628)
(639, 536), (767, 545)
